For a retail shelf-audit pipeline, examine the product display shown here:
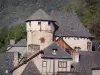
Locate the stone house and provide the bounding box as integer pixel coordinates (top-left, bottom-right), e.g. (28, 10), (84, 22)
(6, 9), (100, 75)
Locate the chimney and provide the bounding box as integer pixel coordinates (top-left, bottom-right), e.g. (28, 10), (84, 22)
(10, 39), (15, 46)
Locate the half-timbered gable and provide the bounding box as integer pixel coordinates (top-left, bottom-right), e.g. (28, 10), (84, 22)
(56, 37), (75, 55)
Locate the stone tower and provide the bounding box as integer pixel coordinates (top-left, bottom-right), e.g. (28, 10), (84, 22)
(26, 9), (55, 51)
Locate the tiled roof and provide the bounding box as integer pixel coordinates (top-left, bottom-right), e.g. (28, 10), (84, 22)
(0, 52), (14, 75)
(41, 42), (72, 59)
(72, 51), (100, 75)
(51, 11), (93, 38)
(21, 61), (41, 75)
(26, 9), (51, 21)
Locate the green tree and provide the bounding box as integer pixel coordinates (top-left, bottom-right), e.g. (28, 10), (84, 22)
(0, 27), (9, 52)
(9, 23), (26, 42)
(90, 17), (100, 40)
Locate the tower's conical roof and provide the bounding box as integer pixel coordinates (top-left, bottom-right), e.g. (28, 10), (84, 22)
(26, 9), (51, 21)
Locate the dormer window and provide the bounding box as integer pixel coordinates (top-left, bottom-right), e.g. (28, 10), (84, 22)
(38, 21), (41, 25)
(52, 49), (57, 55)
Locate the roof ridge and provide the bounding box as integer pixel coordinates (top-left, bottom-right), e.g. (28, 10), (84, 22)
(26, 9), (51, 21)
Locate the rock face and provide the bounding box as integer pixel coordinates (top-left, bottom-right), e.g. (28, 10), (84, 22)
(0, 0), (69, 27)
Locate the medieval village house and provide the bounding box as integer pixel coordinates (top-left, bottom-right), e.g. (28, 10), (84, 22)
(2, 9), (100, 75)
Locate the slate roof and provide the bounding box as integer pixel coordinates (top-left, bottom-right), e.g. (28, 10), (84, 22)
(72, 51), (100, 75)
(92, 40), (100, 51)
(26, 9), (93, 38)
(26, 9), (52, 21)
(7, 39), (27, 55)
(41, 42), (72, 59)
(51, 11), (93, 38)
(0, 52), (14, 75)
(8, 39), (27, 47)
(57, 72), (79, 75)
(21, 61), (41, 75)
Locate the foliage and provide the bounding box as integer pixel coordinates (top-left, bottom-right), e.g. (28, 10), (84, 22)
(9, 23), (26, 42)
(0, 23), (26, 52)
(63, 0), (100, 39)
(90, 17), (100, 39)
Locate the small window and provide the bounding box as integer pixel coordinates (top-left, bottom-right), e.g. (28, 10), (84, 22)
(68, 37), (70, 39)
(65, 48), (70, 53)
(28, 45), (34, 52)
(29, 21), (31, 26)
(87, 42), (91, 50)
(42, 61), (47, 67)
(65, 37), (67, 39)
(40, 37), (45, 43)
(58, 61), (67, 68)
(38, 21), (41, 25)
(74, 47), (81, 51)
(77, 38), (79, 40)
(74, 38), (76, 40)
(48, 21), (51, 25)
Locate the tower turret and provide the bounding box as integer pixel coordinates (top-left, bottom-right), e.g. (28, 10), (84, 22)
(26, 9), (55, 51)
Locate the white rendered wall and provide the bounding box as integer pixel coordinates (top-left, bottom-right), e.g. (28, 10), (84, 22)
(41, 59), (72, 74)
(12, 52), (28, 75)
(56, 37), (92, 51)
(26, 21), (54, 50)
(7, 47), (27, 56)
(26, 21), (54, 31)
(92, 70), (100, 75)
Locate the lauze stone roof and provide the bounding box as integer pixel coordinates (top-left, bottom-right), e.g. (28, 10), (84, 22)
(26, 9), (52, 21)
(21, 61), (41, 75)
(26, 9), (93, 38)
(72, 51), (100, 75)
(41, 42), (72, 59)
(0, 52), (14, 75)
(51, 11), (93, 38)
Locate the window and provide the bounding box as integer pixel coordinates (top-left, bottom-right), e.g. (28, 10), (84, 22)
(74, 47), (81, 52)
(38, 21), (41, 25)
(87, 42), (92, 51)
(74, 38), (76, 40)
(92, 70), (100, 75)
(68, 37), (70, 39)
(42, 61), (47, 67)
(65, 48), (70, 53)
(77, 38), (79, 40)
(65, 37), (67, 39)
(28, 45), (34, 52)
(48, 21), (51, 25)
(29, 21), (31, 26)
(58, 61), (67, 68)
(40, 37), (45, 43)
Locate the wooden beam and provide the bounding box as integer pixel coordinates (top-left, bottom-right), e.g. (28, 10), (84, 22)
(10, 50), (43, 73)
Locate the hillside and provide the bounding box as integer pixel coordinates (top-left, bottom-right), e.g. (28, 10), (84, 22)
(0, 0), (100, 52)
(0, 0), (69, 26)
